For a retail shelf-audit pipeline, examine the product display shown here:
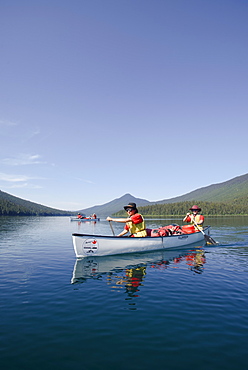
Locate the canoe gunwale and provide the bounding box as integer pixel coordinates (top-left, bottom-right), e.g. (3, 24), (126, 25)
(72, 226), (210, 239)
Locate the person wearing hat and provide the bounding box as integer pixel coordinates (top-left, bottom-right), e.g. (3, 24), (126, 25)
(106, 202), (147, 237)
(183, 205), (204, 231)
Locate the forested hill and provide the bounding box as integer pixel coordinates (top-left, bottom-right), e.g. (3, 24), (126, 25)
(155, 173), (248, 204)
(0, 190), (72, 216)
(82, 173), (248, 216)
(1, 173), (248, 216)
(114, 197), (248, 217)
(136, 198), (248, 217)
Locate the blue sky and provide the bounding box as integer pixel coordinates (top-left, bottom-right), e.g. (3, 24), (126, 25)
(0, 0), (247, 211)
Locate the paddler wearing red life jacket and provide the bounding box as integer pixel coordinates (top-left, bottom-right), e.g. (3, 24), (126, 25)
(106, 202), (147, 237)
(183, 205), (204, 231)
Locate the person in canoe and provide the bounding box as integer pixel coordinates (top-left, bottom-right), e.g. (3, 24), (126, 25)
(183, 205), (204, 231)
(77, 213), (84, 219)
(106, 202), (147, 237)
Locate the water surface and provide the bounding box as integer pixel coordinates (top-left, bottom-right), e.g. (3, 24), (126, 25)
(0, 216), (247, 370)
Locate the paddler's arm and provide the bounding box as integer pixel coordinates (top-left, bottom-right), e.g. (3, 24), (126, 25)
(117, 229), (129, 237)
(106, 216), (131, 223)
(183, 213), (191, 222)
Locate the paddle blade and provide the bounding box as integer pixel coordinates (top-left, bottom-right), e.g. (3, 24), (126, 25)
(204, 234), (219, 245)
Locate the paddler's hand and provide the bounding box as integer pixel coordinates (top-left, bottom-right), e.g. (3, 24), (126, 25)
(106, 216), (112, 221)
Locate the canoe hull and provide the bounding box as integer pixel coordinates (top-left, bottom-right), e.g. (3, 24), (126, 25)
(72, 227), (210, 258)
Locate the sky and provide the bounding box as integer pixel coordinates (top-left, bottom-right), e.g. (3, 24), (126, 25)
(0, 0), (247, 211)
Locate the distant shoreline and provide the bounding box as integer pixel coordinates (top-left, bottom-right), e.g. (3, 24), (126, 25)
(143, 214), (248, 217)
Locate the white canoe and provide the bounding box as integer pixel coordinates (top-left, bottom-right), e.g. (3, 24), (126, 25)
(70, 217), (100, 222)
(72, 226), (211, 258)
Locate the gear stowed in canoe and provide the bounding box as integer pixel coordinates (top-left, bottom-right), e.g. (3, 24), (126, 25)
(72, 224), (214, 258)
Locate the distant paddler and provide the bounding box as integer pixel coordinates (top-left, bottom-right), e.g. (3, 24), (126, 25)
(77, 213), (84, 219)
(106, 202), (147, 237)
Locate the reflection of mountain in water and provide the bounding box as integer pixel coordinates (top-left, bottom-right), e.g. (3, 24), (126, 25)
(71, 244), (206, 294)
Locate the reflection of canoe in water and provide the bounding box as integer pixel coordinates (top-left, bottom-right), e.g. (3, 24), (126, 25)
(70, 217), (100, 222)
(72, 226), (211, 258)
(71, 246), (206, 284)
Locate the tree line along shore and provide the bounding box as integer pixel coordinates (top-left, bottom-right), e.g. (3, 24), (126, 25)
(0, 201), (72, 217)
(0, 197), (247, 217)
(114, 199), (248, 217)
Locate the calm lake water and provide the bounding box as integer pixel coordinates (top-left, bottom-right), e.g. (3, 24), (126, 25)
(0, 216), (247, 370)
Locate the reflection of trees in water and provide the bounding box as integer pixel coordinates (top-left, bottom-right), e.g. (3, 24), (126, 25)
(207, 216), (248, 228)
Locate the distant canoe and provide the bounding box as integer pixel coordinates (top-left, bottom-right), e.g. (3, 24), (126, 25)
(72, 226), (211, 258)
(70, 217), (100, 222)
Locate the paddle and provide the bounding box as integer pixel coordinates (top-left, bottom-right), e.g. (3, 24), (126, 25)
(109, 220), (115, 236)
(192, 219), (219, 245)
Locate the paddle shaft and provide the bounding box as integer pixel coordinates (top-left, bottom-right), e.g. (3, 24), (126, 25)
(191, 218), (218, 245)
(109, 220), (115, 236)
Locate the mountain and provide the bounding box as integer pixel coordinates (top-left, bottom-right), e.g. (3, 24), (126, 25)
(79, 173), (248, 216)
(1, 173), (247, 217)
(0, 190), (72, 216)
(155, 173), (248, 204)
(78, 193), (151, 217)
